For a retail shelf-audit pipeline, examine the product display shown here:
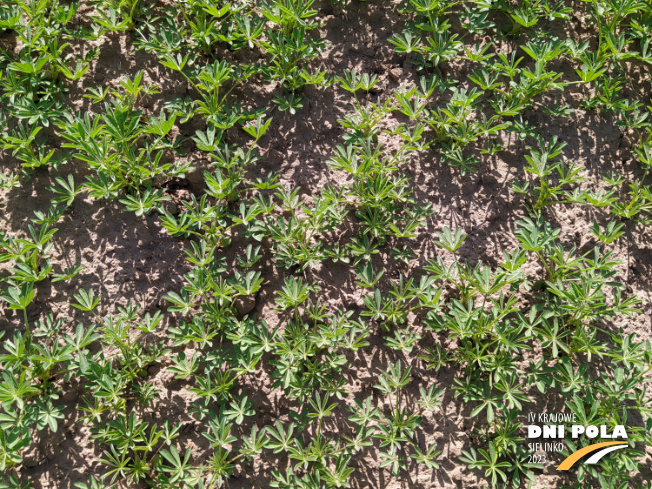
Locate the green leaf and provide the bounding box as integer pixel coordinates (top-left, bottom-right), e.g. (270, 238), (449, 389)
(71, 288), (100, 312)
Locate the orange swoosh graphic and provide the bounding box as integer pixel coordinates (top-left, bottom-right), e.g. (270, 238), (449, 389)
(557, 441), (628, 470)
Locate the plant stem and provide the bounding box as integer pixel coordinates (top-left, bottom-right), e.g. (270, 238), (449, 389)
(23, 307), (31, 342)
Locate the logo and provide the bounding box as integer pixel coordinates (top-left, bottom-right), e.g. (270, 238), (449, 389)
(526, 412), (630, 471)
(556, 441), (629, 470)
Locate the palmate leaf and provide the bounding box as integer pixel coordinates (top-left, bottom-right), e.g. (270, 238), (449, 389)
(59, 60), (91, 81)
(510, 8), (539, 28)
(459, 447), (482, 470)
(46, 174), (83, 206)
(184, 239), (214, 267)
(534, 317), (570, 358)
(146, 111), (177, 137)
(389, 30), (421, 54)
(33, 312), (64, 338)
(337, 69), (365, 92)
(0, 283), (35, 311)
(321, 455), (355, 487)
(468, 67), (501, 90)
(565, 394), (602, 428)
(63, 323), (100, 351)
(361, 289), (387, 321)
(7, 56), (48, 75)
(379, 449), (407, 477)
(102, 106), (142, 143)
(610, 331), (649, 368)
(167, 351), (199, 379)
(163, 290), (194, 314)
(198, 60), (232, 91)
(223, 396), (255, 425)
(9, 262), (52, 282)
(0, 6), (21, 31)
(343, 425), (375, 454)
(468, 383), (500, 423)
(34, 398), (65, 432)
(266, 421), (296, 454)
(612, 288), (643, 317)
(32, 205), (66, 227)
(274, 277), (313, 310)
(509, 446), (543, 487)
(242, 115), (272, 140)
(440, 146), (481, 175)
(119, 188), (170, 216)
(347, 397), (381, 425)
(515, 216), (559, 252)
(0, 171), (20, 190)
(0, 371), (39, 409)
(91, 7), (131, 31)
(477, 441), (510, 486)
(20, 224), (56, 253)
(160, 53), (191, 72)
(192, 125), (222, 152)
(353, 262), (384, 288)
(273, 93), (304, 115)
(308, 392), (337, 421)
(71, 288), (100, 312)
(169, 317), (216, 347)
(494, 372), (528, 410)
(159, 210), (193, 237)
(433, 225), (467, 252)
(417, 385), (445, 411)
(203, 414), (237, 449)
(52, 263), (84, 282)
(99, 446), (130, 483)
(231, 270), (263, 296)
(554, 357), (588, 394)
(411, 444), (441, 469)
(158, 446), (195, 484)
(271, 466), (298, 488)
(374, 360), (411, 394)
(203, 169), (235, 199)
(0, 426), (29, 471)
(384, 328), (421, 352)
